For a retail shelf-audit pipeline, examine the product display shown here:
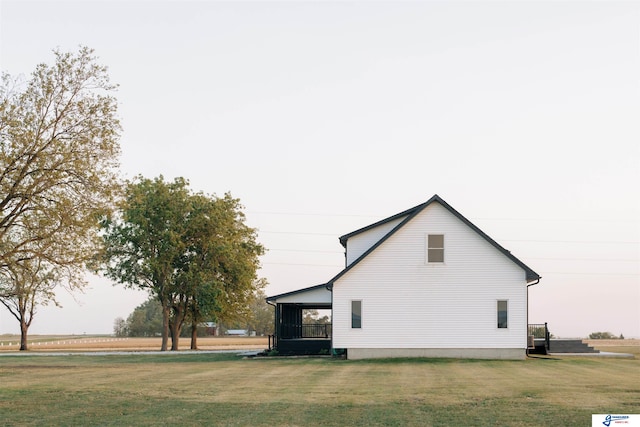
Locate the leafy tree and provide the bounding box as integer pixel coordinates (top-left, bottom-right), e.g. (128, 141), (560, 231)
(99, 176), (189, 350)
(0, 259), (60, 349)
(176, 193), (265, 350)
(0, 47), (121, 350)
(245, 288), (273, 336)
(125, 298), (163, 337)
(303, 309), (331, 325)
(588, 331), (618, 339)
(113, 316), (127, 337)
(181, 194), (266, 349)
(99, 176), (265, 351)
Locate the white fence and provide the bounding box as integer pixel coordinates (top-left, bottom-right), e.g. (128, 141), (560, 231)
(0, 338), (130, 348)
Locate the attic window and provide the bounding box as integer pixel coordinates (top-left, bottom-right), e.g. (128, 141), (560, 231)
(427, 234), (444, 263)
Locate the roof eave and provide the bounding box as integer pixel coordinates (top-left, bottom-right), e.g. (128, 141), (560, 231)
(266, 282), (331, 303)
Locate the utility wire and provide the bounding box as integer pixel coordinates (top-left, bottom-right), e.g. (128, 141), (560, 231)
(260, 262), (639, 276)
(266, 248), (638, 262)
(248, 210), (639, 223)
(258, 230), (639, 245)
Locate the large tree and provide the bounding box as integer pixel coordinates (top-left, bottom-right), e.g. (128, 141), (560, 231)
(180, 194), (266, 350)
(100, 176), (189, 351)
(99, 176), (265, 351)
(0, 47), (121, 349)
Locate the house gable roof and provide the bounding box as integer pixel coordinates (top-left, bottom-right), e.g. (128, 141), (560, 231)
(338, 205), (418, 247)
(331, 194), (541, 284)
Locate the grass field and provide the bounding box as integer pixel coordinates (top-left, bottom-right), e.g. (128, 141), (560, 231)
(0, 341), (638, 426)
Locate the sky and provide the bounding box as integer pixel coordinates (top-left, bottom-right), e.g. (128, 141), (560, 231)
(0, 1), (638, 339)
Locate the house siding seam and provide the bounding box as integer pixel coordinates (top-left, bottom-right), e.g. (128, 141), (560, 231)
(332, 202), (528, 350)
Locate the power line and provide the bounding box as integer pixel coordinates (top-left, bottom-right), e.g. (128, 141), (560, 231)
(472, 217), (640, 223)
(262, 262), (342, 268)
(248, 211), (378, 218)
(268, 248), (343, 254)
(259, 230), (336, 237)
(527, 257), (639, 263)
(264, 250), (638, 262)
(258, 230), (639, 245)
(247, 210), (640, 223)
(500, 239), (639, 245)
(543, 272), (639, 276)
(260, 262), (639, 275)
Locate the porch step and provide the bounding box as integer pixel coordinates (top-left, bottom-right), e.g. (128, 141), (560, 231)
(548, 339), (599, 354)
(528, 339), (548, 355)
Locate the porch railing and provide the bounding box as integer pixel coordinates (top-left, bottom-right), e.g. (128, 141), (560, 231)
(281, 323), (332, 339)
(302, 323), (331, 338)
(528, 323), (550, 351)
(268, 334), (275, 350)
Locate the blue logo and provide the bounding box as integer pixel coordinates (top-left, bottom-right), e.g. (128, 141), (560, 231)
(603, 414), (630, 426)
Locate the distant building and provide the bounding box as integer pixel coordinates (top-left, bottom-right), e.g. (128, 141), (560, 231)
(225, 329), (248, 336)
(204, 322), (217, 336)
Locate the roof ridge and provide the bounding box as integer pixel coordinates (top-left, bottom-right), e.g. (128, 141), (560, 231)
(338, 195), (441, 247)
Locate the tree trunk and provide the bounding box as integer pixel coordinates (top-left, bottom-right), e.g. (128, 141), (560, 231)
(20, 318), (29, 351)
(170, 323), (180, 351)
(190, 322), (198, 350)
(170, 305), (185, 351)
(161, 305), (170, 351)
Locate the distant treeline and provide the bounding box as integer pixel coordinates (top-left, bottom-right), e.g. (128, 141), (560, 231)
(588, 332), (624, 340)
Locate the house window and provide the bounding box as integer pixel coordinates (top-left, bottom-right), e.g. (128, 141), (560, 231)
(427, 234), (444, 263)
(351, 300), (362, 329)
(497, 300), (508, 329)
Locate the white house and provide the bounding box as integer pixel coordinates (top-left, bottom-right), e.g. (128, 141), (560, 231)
(267, 195), (541, 360)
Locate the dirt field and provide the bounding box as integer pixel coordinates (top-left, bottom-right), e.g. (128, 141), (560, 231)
(0, 335), (268, 352)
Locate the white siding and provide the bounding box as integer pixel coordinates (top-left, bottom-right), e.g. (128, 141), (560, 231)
(274, 286), (331, 304)
(333, 202), (528, 350)
(345, 216), (407, 266)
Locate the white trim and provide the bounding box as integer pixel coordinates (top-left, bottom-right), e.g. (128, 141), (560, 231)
(347, 348), (526, 360)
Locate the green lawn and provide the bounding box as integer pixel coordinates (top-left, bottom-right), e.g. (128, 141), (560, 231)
(0, 353), (638, 426)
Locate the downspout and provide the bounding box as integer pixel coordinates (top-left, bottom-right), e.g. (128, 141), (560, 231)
(526, 278), (541, 357)
(326, 283), (333, 354)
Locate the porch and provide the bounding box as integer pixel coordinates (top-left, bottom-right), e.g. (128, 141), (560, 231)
(528, 323), (550, 354)
(266, 284), (332, 356)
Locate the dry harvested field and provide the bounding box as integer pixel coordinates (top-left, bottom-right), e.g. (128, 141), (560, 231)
(0, 335), (268, 352)
(1, 336), (638, 355)
(587, 339), (640, 356)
